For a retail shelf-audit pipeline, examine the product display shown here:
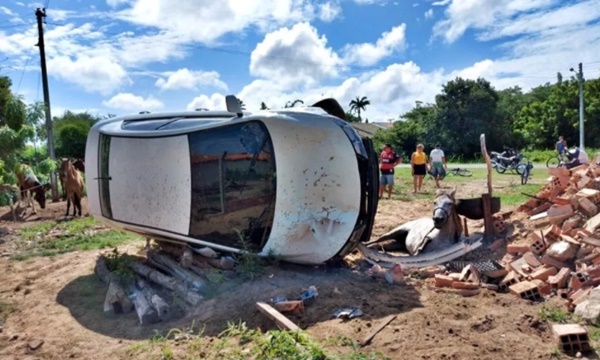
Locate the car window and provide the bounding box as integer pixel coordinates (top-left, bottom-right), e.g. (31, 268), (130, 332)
(188, 121), (276, 251)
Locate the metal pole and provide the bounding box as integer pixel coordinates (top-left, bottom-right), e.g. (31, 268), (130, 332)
(35, 7), (58, 202)
(578, 63), (585, 150)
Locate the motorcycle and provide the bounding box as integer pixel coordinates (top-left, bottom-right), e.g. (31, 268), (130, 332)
(490, 146), (526, 174)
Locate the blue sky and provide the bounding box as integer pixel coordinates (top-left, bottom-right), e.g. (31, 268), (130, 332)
(1, 0), (599, 121)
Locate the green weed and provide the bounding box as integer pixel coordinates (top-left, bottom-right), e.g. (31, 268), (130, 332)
(12, 217), (143, 260)
(538, 305), (572, 323)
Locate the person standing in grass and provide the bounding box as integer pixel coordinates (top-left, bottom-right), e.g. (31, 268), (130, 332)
(411, 144), (428, 193)
(379, 144), (402, 199)
(429, 143), (447, 189)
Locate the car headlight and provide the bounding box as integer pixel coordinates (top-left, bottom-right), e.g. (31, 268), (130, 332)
(331, 118), (368, 159)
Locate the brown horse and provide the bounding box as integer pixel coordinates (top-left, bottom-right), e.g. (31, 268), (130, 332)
(60, 159), (85, 217)
(16, 165), (50, 214)
(59, 158), (84, 201)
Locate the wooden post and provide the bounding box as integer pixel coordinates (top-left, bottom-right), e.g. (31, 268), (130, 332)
(480, 134), (495, 241)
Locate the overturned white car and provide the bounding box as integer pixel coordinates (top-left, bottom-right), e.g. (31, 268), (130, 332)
(85, 97), (379, 264)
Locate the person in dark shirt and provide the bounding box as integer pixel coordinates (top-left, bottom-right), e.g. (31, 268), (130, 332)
(379, 144), (402, 199)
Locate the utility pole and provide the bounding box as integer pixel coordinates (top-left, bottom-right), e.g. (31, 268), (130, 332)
(35, 7), (58, 202)
(570, 63), (585, 150)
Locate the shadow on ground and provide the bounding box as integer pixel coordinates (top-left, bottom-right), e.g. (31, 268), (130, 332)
(56, 262), (423, 340)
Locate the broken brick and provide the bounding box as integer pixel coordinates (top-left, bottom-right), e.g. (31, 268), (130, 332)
(531, 279), (552, 295)
(570, 272), (591, 292)
(451, 282), (479, 290)
(523, 252), (542, 268)
(529, 266), (558, 282)
(434, 274), (454, 288)
(541, 254), (568, 270)
(579, 198), (599, 217)
(488, 238), (505, 251)
(569, 286), (593, 306)
(548, 268), (571, 289)
(507, 243), (531, 255)
(548, 204), (575, 225)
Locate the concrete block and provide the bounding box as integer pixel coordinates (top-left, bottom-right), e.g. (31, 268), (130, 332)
(552, 324), (591, 353)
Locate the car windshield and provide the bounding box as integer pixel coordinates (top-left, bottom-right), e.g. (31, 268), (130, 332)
(188, 121), (276, 251)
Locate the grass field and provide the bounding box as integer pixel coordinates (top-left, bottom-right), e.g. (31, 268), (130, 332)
(387, 166), (547, 207)
(11, 217), (143, 260)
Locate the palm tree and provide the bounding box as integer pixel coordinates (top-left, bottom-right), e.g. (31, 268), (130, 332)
(349, 96), (370, 122)
(260, 102), (269, 110)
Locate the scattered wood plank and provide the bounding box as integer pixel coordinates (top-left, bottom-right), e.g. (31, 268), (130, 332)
(530, 212), (548, 221)
(359, 314), (397, 347)
(255, 302), (299, 331)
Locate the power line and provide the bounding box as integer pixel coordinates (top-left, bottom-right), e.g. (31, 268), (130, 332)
(16, 46), (35, 93)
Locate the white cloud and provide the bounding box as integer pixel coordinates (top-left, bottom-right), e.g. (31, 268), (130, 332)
(432, 0), (558, 43)
(103, 93), (164, 112)
(48, 55), (129, 95)
(250, 22), (342, 87)
(186, 93), (226, 111)
(106, 0), (132, 8)
(342, 24), (407, 66)
(46, 9), (76, 22)
(155, 68), (228, 91)
(431, 0), (450, 6)
(425, 9), (434, 19)
(115, 0), (339, 43)
(353, 0), (388, 4)
(317, 1), (342, 22)
(0, 6), (16, 16)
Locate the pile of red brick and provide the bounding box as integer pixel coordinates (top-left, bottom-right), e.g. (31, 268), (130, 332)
(430, 162), (600, 308)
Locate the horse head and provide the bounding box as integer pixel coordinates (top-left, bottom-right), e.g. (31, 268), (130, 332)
(33, 183), (51, 209)
(432, 188), (456, 229)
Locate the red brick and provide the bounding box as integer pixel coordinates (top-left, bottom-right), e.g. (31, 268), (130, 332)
(507, 243), (531, 255)
(541, 254), (568, 270)
(548, 268), (570, 289)
(531, 279), (552, 295)
(451, 281), (479, 290)
(552, 324), (591, 353)
(489, 238), (505, 251)
(509, 281), (542, 300)
(434, 274), (454, 288)
(570, 272), (591, 292)
(579, 198), (599, 217)
(529, 266), (558, 282)
(569, 286), (593, 306)
(548, 205), (574, 225)
(523, 252), (542, 268)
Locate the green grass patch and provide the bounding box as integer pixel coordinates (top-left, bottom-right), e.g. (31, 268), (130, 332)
(124, 321), (390, 360)
(388, 167), (545, 207)
(12, 217), (143, 260)
(538, 305), (572, 323)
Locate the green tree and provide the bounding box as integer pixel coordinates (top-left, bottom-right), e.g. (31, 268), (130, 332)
(349, 96), (370, 122)
(344, 111), (360, 123)
(51, 111), (99, 159)
(260, 102), (269, 110)
(0, 76), (29, 184)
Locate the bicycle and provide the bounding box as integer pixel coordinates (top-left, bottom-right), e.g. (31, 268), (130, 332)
(427, 167), (472, 182)
(546, 151), (567, 168)
(521, 162), (534, 185)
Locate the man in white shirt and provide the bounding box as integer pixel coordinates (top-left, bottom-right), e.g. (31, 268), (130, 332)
(429, 143), (447, 188)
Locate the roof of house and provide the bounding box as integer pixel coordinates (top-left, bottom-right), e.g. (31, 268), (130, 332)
(350, 122), (391, 138)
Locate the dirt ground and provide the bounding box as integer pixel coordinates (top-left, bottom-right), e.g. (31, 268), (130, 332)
(0, 180), (588, 360)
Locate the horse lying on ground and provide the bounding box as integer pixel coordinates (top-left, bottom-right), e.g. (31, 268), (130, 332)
(358, 188), (484, 268)
(59, 158), (85, 201)
(60, 159), (85, 217)
(16, 165), (50, 214)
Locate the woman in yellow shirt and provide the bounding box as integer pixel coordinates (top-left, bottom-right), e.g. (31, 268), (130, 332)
(410, 144), (428, 193)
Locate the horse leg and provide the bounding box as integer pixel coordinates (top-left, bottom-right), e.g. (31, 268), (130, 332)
(65, 193), (71, 217)
(29, 190), (37, 214)
(74, 192), (81, 217)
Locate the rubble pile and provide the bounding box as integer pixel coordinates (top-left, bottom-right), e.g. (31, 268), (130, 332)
(431, 161), (600, 319)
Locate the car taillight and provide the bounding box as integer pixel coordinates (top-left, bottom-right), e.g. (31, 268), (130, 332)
(331, 118), (368, 159)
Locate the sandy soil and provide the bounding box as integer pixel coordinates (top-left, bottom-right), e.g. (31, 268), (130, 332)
(0, 186), (584, 360)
